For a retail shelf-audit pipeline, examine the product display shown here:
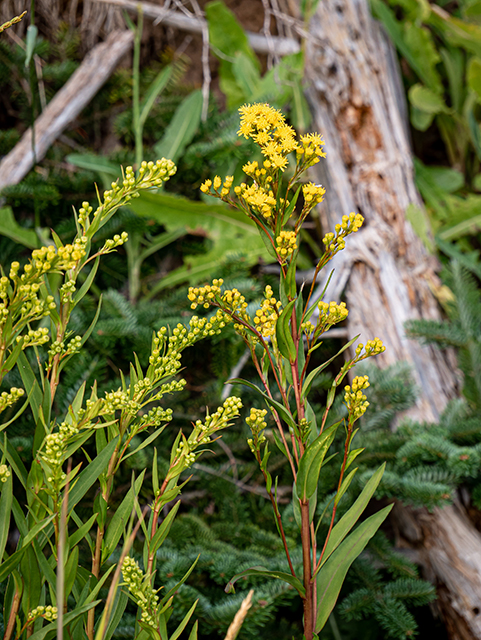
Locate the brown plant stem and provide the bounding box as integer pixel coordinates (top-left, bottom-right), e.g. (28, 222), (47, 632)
(301, 501), (314, 640)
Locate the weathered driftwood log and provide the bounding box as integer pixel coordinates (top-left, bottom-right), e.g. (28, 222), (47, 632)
(95, 0), (301, 56)
(0, 29), (134, 192)
(305, 0), (481, 637)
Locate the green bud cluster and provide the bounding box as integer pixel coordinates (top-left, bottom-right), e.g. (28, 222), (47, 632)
(354, 337), (386, 360)
(27, 605), (58, 622)
(0, 464), (11, 483)
(246, 408), (268, 453)
(344, 375), (370, 421)
(60, 279), (76, 303)
(0, 387), (25, 415)
(40, 421), (79, 485)
(122, 557), (160, 628)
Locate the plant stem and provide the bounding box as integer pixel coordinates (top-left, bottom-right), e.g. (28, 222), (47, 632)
(133, 7), (143, 170)
(301, 501), (314, 640)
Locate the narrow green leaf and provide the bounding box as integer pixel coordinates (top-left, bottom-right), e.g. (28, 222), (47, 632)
(104, 588), (129, 640)
(296, 422), (339, 501)
(74, 256), (100, 306)
(275, 299), (297, 363)
(0, 476), (13, 563)
(69, 513), (97, 549)
(102, 471), (145, 562)
(25, 25), (38, 68)
(67, 438), (117, 510)
(150, 501), (181, 555)
(315, 504), (393, 633)
(139, 65), (173, 129)
(188, 620), (199, 640)
(318, 463), (386, 570)
(302, 335), (359, 399)
(334, 468), (357, 507)
(28, 601), (100, 640)
(225, 566), (305, 598)
(227, 378), (297, 431)
(17, 351), (42, 424)
(170, 600), (198, 640)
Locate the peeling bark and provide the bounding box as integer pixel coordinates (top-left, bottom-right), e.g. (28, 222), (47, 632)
(305, 0), (481, 636)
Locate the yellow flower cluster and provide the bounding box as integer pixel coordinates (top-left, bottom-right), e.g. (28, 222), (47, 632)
(238, 103), (298, 171)
(344, 375), (370, 420)
(17, 327), (49, 350)
(233, 182), (277, 219)
(303, 182), (326, 206)
(122, 556), (159, 628)
(254, 285), (282, 337)
(276, 230), (297, 260)
(188, 279), (223, 309)
(317, 300), (349, 331)
(246, 408), (268, 453)
(322, 212), (364, 257)
(200, 175), (234, 197)
(297, 133), (327, 169)
(354, 337), (386, 360)
(41, 421), (80, 486)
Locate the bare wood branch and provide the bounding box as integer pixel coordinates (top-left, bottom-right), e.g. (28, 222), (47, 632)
(0, 29), (134, 192)
(95, 0), (301, 56)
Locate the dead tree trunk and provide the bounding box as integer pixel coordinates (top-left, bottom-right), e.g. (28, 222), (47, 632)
(305, 0), (481, 637)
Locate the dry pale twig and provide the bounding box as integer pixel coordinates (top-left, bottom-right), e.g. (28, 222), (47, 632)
(223, 589), (254, 640)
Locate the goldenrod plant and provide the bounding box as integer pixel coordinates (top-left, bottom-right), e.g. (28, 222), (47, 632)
(193, 103), (391, 640)
(0, 159), (245, 640)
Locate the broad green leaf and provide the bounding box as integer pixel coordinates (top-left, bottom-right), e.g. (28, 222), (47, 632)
(421, 166), (464, 193)
(130, 191), (267, 295)
(315, 504), (393, 633)
(225, 566), (305, 597)
(406, 204), (434, 253)
(317, 463), (386, 570)
(102, 471), (145, 562)
(154, 89), (203, 163)
(205, 0), (259, 107)
(232, 52), (261, 100)
(67, 438), (117, 510)
(0, 207), (38, 248)
(430, 7), (481, 58)
(408, 84), (449, 114)
(296, 422), (338, 501)
(403, 23), (442, 93)
(410, 106), (435, 131)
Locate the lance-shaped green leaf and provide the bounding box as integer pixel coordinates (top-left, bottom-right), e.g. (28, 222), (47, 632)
(102, 471), (145, 562)
(227, 378), (297, 431)
(296, 422), (339, 501)
(170, 600), (198, 640)
(67, 438), (117, 511)
(276, 299), (297, 363)
(317, 463), (386, 570)
(149, 500), (181, 555)
(0, 475), (12, 565)
(334, 467), (357, 507)
(302, 335), (358, 399)
(154, 88), (202, 163)
(315, 504), (393, 633)
(225, 566), (305, 598)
